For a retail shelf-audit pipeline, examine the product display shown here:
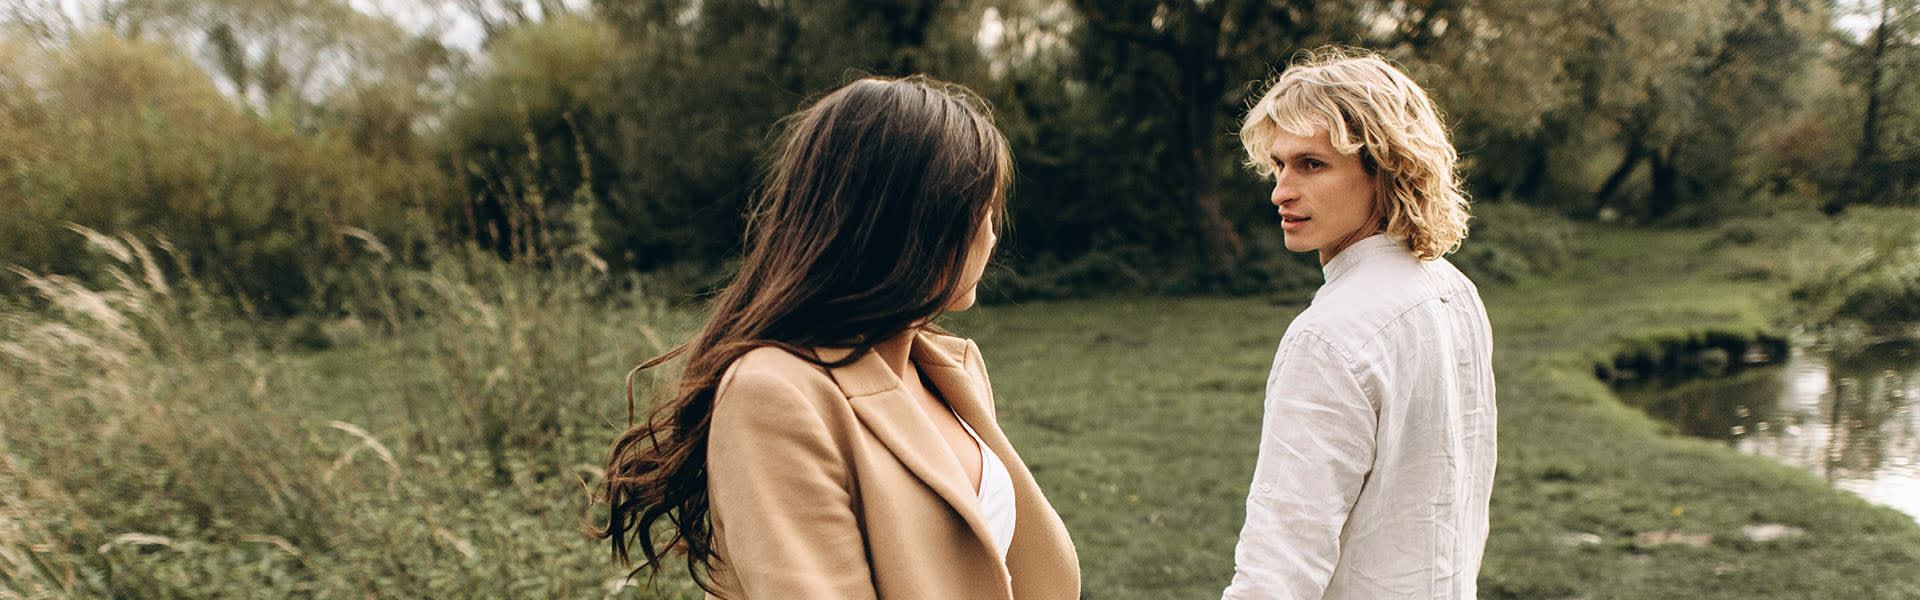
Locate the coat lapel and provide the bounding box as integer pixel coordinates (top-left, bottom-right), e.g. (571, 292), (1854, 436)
(913, 333), (1077, 586)
(821, 335), (999, 560)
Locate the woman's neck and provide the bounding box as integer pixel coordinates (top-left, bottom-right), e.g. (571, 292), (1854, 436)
(872, 329), (918, 380)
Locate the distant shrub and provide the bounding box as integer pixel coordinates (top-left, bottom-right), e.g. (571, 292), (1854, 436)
(1236, 226), (1337, 295)
(982, 200), (1576, 301)
(1716, 221), (1765, 246)
(1450, 201), (1576, 283)
(438, 16), (624, 270)
(0, 32), (449, 314)
(982, 248), (1153, 301)
(1792, 229), (1920, 328)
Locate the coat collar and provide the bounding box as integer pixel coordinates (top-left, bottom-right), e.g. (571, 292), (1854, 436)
(814, 329), (1004, 566)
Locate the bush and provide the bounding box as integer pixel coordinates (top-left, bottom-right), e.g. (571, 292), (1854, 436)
(1235, 226), (1337, 296)
(438, 16), (624, 270)
(1793, 231), (1920, 328)
(0, 227), (693, 597)
(1450, 201), (1577, 284)
(0, 32), (449, 315)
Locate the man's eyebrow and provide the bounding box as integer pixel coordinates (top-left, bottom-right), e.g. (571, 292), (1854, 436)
(1269, 150), (1325, 163)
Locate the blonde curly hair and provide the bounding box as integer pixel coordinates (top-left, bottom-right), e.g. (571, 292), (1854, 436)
(1240, 48), (1470, 261)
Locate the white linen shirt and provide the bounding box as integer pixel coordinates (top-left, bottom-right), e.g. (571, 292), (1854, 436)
(1223, 234), (1497, 600)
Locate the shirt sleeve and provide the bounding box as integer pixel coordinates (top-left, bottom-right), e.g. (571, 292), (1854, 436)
(706, 365), (878, 600)
(1223, 331), (1376, 599)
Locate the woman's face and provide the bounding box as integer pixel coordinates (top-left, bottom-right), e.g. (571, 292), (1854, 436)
(946, 213), (997, 311)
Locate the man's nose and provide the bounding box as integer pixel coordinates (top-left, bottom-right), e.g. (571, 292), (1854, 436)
(1270, 176), (1299, 207)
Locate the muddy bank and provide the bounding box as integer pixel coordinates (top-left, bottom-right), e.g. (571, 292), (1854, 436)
(1594, 328), (1789, 384)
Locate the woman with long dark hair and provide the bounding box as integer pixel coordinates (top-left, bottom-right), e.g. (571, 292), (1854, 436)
(601, 75), (1080, 599)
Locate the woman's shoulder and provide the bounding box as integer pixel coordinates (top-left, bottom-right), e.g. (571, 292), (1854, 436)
(726, 344), (822, 374)
(716, 345), (837, 401)
(918, 328), (980, 361)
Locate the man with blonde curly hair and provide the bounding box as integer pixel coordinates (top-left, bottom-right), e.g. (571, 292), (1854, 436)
(1222, 48), (1496, 600)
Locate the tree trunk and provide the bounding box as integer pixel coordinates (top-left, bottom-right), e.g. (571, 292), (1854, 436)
(1182, 15), (1240, 280)
(1840, 1), (1893, 214)
(1648, 147), (1680, 220)
(1069, 0), (1248, 280)
(1513, 141), (1551, 202)
(1187, 141), (1240, 278)
(1593, 136), (1647, 216)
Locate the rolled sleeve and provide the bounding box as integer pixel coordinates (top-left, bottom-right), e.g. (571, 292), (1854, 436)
(707, 365), (877, 599)
(1224, 332), (1376, 600)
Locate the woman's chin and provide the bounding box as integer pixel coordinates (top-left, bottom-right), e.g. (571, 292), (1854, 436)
(945, 289), (978, 312)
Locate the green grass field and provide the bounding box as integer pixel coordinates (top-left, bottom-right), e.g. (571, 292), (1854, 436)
(4, 207), (1919, 598)
(948, 207), (1920, 599)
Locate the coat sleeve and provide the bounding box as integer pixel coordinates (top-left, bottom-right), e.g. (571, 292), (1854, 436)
(1223, 331), (1376, 600)
(707, 363), (877, 600)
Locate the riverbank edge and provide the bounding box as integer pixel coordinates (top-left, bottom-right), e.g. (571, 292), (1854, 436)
(1591, 327), (1790, 385)
(1476, 221), (1920, 599)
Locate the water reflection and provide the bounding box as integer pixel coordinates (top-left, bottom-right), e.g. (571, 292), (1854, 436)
(1617, 339), (1920, 521)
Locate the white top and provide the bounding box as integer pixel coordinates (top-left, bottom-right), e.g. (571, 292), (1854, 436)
(1223, 235), (1498, 600)
(953, 407), (1017, 560)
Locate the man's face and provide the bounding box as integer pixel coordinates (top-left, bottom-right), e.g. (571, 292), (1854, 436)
(1265, 127), (1380, 265)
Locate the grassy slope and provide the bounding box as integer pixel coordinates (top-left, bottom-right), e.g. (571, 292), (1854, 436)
(9, 209), (1918, 598)
(944, 208), (1920, 599)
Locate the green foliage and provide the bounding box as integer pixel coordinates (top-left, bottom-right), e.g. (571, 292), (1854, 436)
(1595, 326), (1788, 383)
(985, 66), (1214, 290)
(1793, 230), (1920, 326)
(1045, 0), (1367, 279)
(0, 226), (694, 598)
(440, 16), (622, 268)
(549, 0), (999, 272)
(6, 0), (1917, 308)
(1827, 0), (1920, 210)
(1409, 0), (1832, 221)
(981, 200), (1579, 301)
(1449, 202), (1577, 284)
(0, 32), (449, 314)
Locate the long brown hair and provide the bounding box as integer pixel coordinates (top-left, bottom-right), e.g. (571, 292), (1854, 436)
(600, 75), (1012, 592)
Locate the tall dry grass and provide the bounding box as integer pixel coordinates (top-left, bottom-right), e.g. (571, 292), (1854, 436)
(0, 225), (698, 598)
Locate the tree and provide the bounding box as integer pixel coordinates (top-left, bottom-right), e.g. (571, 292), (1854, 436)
(1834, 0), (1920, 212)
(440, 15), (622, 264)
(1062, 0), (1363, 281)
(3, 0), (460, 122)
(583, 0), (996, 271)
(0, 31), (451, 312)
(1596, 0), (1827, 221)
(1385, 0), (1827, 221)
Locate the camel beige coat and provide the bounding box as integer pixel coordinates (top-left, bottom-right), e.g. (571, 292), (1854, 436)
(703, 329), (1081, 600)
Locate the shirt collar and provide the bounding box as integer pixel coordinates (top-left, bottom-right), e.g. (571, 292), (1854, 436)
(1322, 234), (1410, 283)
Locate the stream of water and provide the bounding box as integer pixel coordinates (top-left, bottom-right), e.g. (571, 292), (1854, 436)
(1616, 338), (1920, 521)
